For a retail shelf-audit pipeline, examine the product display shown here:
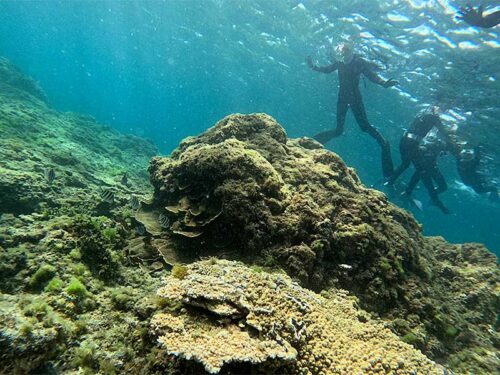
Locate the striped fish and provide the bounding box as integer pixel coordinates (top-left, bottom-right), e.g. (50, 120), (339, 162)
(130, 195), (140, 210)
(44, 168), (55, 184)
(158, 213), (170, 229)
(100, 188), (115, 203)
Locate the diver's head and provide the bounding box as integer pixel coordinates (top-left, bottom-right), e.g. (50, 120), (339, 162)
(459, 148), (475, 162)
(337, 42), (354, 64)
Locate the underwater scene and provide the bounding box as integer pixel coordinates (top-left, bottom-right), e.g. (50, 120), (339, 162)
(0, 0), (499, 374)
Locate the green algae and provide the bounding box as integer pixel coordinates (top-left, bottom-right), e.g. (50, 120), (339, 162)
(28, 264), (57, 290)
(171, 264), (188, 280)
(66, 277), (89, 298)
(44, 277), (64, 293)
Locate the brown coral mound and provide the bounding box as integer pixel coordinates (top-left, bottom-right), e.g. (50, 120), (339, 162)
(146, 113), (433, 317)
(148, 114), (422, 303)
(147, 113), (499, 372)
(151, 259), (443, 374)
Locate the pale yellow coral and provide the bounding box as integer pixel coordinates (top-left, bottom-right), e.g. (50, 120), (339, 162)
(151, 259), (443, 374)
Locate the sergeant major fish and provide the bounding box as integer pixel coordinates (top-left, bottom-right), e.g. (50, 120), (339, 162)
(100, 188), (115, 203)
(44, 167), (56, 184)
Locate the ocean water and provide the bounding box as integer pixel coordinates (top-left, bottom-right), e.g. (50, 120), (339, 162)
(0, 0), (499, 254)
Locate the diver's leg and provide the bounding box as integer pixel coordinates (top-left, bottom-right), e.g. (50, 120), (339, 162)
(351, 98), (393, 177)
(431, 167), (447, 194)
(387, 138), (416, 184)
(314, 99), (349, 144)
(422, 172), (450, 214)
(351, 98), (386, 145)
(405, 170), (421, 195)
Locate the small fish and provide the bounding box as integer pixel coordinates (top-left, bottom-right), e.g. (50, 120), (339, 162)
(135, 225), (146, 236)
(120, 172), (129, 186)
(158, 213), (170, 229)
(44, 168), (55, 184)
(100, 188), (115, 203)
(130, 195), (140, 210)
(338, 264), (352, 270)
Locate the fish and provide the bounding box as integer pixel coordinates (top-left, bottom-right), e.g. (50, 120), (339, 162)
(135, 225), (146, 236)
(130, 195), (140, 210)
(100, 188), (115, 203)
(120, 172), (129, 186)
(158, 213), (170, 229)
(411, 198), (423, 211)
(338, 264), (352, 270)
(44, 168), (55, 184)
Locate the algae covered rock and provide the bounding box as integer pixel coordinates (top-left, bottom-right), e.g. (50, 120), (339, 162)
(147, 113), (423, 301)
(151, 259), (443, 374)
(0, 56), (157, 216)
(147, 113), (499, 372)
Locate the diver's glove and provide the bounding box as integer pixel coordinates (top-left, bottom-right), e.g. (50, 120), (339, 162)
(383, 78), (398, 88)
(456, 4), (484, 27)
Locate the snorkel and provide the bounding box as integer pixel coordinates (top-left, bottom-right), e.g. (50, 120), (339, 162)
(336, 42), (354, 64)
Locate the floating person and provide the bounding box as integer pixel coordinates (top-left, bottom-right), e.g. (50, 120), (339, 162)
(456, 145), (499, 200)
(457, 4), (500, 28)
(401, 134), (450, 214)
(306, 42), (398, 177)
(386, 106), (455, 186)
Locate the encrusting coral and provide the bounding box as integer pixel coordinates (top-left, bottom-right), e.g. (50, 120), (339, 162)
(151, 259), (443, 374)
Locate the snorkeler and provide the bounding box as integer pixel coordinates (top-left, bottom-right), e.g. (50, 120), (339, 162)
(456, 145), (499, 200)
(306, 42), (398, 177)
(457, 4), (500, 28)
(386, 106), (454, 186)
(402, 134), (450, 214)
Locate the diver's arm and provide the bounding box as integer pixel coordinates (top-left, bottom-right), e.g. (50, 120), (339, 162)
(361, 60), (398, 88)
(306, 56), (339, 73)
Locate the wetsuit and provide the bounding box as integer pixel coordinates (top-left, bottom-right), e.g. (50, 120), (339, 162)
(405, 137), (449, 213)
(388, 112), (448, 185)
(457, 147), (498, 198)
(309, 55), (394, 177)
(458, 5), (500, 28)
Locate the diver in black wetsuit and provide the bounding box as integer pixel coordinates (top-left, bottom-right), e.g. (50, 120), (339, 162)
(306, 43), (398, 177)
(457, 4), (500, 28)
(457, 146), (499, 200)
(402, 134), (450, 214)
(386, 106), (453, 186)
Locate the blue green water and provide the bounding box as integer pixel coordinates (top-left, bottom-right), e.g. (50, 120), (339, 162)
(0, 0), (498, 253)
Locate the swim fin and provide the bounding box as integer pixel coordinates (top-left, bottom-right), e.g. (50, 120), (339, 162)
(313, 130), (336, 145)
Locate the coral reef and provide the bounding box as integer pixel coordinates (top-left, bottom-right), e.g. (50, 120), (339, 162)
(147, 113), (499, 372)
(152, 259), (443, 374)
(0, 58), (498, 374)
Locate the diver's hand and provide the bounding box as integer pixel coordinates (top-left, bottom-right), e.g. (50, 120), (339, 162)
(456, 4), (485, 27)
(306, 56), (314, 69)
(383, 78), (398, 88)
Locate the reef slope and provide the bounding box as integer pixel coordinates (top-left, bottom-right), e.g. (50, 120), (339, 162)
(0, 58), (498, 374)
